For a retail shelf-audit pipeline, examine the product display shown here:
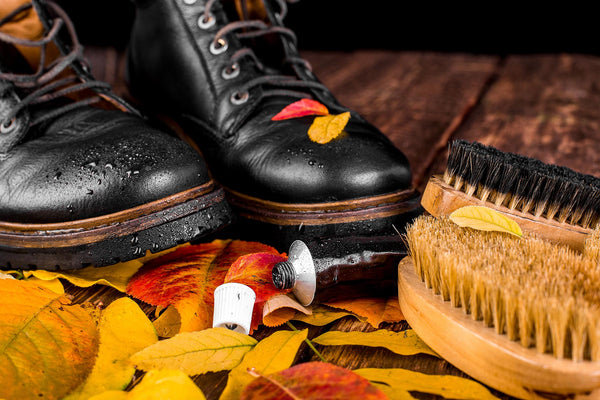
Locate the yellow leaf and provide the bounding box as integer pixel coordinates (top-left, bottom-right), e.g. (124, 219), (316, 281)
(153, 305), (181, 338)
(308, 111), (351, 144)
(313, 329), (438, 358)
(292, 304), (361, 326)
(355, 368), (500, 400)
(89, 370), (206, 400)
(19, 244), (189, 292)
(449, 205), (523, 237)
(130, 327), (257, 375)
(0, 280), (99, 400)
(219, 329), (308, 400)
(22, 260), (141, 292)
(27, 276), (64, 294)
(64, 297), (158, 399)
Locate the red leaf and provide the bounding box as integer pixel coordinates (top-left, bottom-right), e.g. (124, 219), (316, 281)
(241, 361), (388, 400)
(271, 99), (329, 121)
(224, 252), (291, 332)
(126, 240), (283, 332)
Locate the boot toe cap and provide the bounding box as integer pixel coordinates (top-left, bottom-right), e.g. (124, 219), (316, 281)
(0, 109), (211, 223)
(221, 115), (412, 203)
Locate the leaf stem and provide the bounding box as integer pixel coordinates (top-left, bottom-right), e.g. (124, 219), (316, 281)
(286, 321), (326, 363)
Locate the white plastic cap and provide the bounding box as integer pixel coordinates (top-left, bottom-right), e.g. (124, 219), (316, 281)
(212, 282), (256, 335)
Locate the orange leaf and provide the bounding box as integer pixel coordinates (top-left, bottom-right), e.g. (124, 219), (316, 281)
(126, 239), (282, 332)
(224, 252), (290, 332)
(241, 361), (388, 400)
(308, 111), (351, 144)
(323, 296), (404, 328)
(271, 98), (329, 121)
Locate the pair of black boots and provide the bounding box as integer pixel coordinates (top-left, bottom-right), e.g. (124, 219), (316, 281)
(0, 0), (419, 270)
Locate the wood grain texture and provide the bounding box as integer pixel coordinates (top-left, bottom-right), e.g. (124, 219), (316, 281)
(447, 54), (600, 178)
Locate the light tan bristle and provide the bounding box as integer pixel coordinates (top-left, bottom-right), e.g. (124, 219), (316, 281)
(405, 215), (600, 362)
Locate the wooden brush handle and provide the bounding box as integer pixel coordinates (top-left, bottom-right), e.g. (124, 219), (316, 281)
(421, 175), (591, 252)
(398, 257), (600, 400)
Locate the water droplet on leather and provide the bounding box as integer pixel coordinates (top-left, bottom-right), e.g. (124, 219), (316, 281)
(308, 159), (315, 166)
(54, 172), (62, 179)
(86, 189), (94, 195)
(97, 179), (102, 185)
(105, 163), (113, 169)
(318, 163), (324, 168)
(126, 171), (132, 178)
(133, 247), (143, 256)
(152, 243), (160, 251)
(131, 235), (139, 245)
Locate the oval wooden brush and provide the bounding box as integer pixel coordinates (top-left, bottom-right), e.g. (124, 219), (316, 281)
(398, 216), (600, 399)
(422, 140), (600, 251)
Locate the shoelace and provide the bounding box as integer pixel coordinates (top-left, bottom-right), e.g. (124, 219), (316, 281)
(201, 0), (329, 103)
(0, 1), (122, 132)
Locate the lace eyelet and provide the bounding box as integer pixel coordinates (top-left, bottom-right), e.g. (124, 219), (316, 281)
(210, 38), (228, 55)
(221, 63), (240, 80)
(183, 0), (197, 4)
(0, 118), (17, 134)
(230, 91), (249, 105)
(197, 13), (215, 29)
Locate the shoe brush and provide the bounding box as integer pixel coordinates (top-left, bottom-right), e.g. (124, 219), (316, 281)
(421, 140), (600, 251)
(398, 215), (600, 399)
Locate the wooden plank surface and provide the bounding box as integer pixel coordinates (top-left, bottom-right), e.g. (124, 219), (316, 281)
(72, 48), (600, 400)
(430, 53), (600, 179)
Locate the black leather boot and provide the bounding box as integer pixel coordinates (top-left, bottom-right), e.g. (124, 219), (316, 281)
(127, 0), (421, 247)
(0, 0), (233, 269)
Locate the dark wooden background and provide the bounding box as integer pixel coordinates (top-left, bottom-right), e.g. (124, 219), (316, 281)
(76, 44), (600, 399)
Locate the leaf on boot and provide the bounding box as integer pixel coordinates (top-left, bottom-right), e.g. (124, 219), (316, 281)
(449, 205), (523, 237)
(64, 297), (158, 400)
(313, 329), (438, 357)
(89, 369), (206, 400)
(126, 240), (282, 333)
(241, 361), (388, 400)
(0, 279), (99, 400)
(271, 98), (329, 121)
(323, 296), (405, 328)
(224, 252), (291, 332)
(219, 329), (308, 400)
(355, 368), (500, 400)
(130, 327), (257, 375)
(308, 111), (351, 144)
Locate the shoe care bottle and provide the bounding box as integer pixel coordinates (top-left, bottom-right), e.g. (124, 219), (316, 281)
(271, 236), (406, 306)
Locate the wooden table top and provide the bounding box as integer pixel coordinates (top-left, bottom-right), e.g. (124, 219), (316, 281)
(76, 47), (600, 400)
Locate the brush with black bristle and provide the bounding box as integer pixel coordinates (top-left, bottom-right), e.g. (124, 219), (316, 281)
(421, 139), (600, 250)
(398, 215), (600, 399)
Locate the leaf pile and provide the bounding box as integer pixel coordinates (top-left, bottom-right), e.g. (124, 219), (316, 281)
(0, 239), (501, 400)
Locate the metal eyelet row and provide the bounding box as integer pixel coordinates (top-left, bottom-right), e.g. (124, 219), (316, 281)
(183, 0), (248, 105)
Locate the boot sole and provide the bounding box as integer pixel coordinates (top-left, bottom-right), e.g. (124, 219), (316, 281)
(224, 187), (423, 249)
(0, 181), (233, 270)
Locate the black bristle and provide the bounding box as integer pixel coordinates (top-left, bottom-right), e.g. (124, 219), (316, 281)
(445, 140), (600, 228)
